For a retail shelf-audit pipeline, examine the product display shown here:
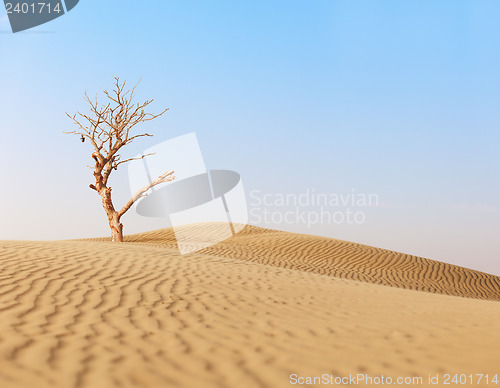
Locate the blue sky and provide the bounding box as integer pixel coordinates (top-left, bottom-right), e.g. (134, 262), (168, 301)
(0, 1), (499, 274)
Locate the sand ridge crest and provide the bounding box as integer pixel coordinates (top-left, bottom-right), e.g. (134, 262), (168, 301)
(119, 225), (500, 301)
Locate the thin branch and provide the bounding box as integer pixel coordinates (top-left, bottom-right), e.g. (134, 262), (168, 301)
(114, 152), (156, 168)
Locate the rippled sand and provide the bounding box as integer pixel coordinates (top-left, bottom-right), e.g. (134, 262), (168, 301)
(0, 225), (499, 387)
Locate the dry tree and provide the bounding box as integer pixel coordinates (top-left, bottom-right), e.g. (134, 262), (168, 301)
(65, 77), (175, 242)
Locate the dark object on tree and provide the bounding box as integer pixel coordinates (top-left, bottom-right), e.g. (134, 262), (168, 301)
(80, 135), (85, 143)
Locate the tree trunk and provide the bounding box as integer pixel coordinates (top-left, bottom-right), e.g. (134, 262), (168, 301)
(108, 213), (124, 242)
(100, 187), (124, 242)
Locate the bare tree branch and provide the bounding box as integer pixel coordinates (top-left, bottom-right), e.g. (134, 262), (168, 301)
(118, 170), (175, 218)
(114, 152), (156, 168)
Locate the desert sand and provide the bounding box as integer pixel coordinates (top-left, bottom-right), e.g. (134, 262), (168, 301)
(0, 225), (499, 388)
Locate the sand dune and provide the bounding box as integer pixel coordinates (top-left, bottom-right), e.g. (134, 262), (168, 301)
(122, 225), (500, 301)
(0, 225), (499, 387)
